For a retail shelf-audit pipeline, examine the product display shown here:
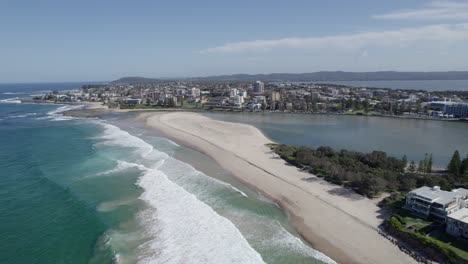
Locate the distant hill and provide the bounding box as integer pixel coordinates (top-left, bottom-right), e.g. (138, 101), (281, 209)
(113, 71), (468, 83)
(112, 77), (160, 84)
(196, 71), (468, 81)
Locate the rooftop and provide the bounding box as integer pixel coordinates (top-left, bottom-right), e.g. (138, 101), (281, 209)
(410, 186), (460, 205)
(448, 208), (468, 224)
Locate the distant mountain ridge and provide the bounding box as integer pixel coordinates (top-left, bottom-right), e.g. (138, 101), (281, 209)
(112, 77), (160, 84)
(112, 71), (468, 83)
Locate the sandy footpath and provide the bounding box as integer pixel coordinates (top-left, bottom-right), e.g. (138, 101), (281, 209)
(139, 111), (417, 264)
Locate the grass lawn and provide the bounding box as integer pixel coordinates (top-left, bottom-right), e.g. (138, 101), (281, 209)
(392, 207), (468, 261)
(181, 100), (199, 109)
(393, 208), (433, 231)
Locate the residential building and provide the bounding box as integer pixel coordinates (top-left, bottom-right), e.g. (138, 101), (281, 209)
(191, 87), (201, 98)
(405, 186), (468, 221)
(229, 88), (239, 97)
(446, 208), (468, 238)
(270, 91), (281, 102)
(253, 81), (264, 94)
(430, 101), (468, 118)
(124, 98), (142, 105)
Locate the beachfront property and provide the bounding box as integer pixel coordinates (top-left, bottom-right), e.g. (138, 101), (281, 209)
(429, 101), (468, 118)
(405, 186), (468, 222)
(446, 208), (468, 239)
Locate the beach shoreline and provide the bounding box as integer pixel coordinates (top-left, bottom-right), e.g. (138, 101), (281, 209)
(138, 111), (418, 264)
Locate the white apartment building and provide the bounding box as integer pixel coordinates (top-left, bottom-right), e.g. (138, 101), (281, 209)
(191, 87), (201, 98)
(446, 208), (468, 238)
(405, 186), (468, 222)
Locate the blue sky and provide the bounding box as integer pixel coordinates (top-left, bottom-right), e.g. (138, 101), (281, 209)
(1, 0), (468, 82)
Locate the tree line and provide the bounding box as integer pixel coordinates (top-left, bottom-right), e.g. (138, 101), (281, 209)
(270, 144), (468, 198)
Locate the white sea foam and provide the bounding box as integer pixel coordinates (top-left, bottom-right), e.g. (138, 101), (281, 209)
(41, 104), (84, 121)
(91, 122), (337, 264)
(146, 135), (181, 147)
(96, 123), (155, 157)
(137, 162), (265, 264)
(0, 98), (21, 104)
(97, 196), (139, 212)
(93, 122), (265, 264)
(161, 157), (250, 199)
(270, 223), (336, 264)
(230, 185), (249, 197)
(159, 156), (336, 264)
(8, 113), (37, 118)
(2, 92), (29, 95)
(47, 104), (83, 115)
(96, 160), (148, 176)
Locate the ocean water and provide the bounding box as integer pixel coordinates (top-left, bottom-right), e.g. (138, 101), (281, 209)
(0, 85), (333, 264)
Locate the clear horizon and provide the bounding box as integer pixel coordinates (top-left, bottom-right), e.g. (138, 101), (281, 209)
(2, 1), (468, 82)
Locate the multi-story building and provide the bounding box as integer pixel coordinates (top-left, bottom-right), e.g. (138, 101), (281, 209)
(229, 88), (239, 97)
(191, 87), (201, 98)
(446, 208), (468, 238)
(430, 101), (468, 118)
(253, 81), (264, 94)
(270, 91), (281, 102)
(405, 186), (468, 222)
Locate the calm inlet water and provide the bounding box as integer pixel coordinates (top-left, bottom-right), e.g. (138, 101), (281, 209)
(205, 112), (468, 166)
(0, 85), (332, 264)
(314, 79), (468, 91)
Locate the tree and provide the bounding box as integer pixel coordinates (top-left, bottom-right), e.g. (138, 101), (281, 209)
(460, 155), (468, 177)
(400, 176), (417, 191)
(353, 99), (361, 110)
(408, 160), (416, 173)
(312, 100), (318, 112)
(423, 153), (429, 174)
(448, 150), (462, 176)
(416, 102), (422, 113)
(402, 155), (407, 164)
(363, 99), (370, 113)
(418, 160), (424, 172)
(427, 154), (433, 174)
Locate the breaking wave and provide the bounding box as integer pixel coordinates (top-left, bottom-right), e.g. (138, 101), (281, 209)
(93, 122), (265, 264)
(0, 98), (22, 104)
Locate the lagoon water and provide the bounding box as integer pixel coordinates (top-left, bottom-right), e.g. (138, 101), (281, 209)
(314, 79), (468, 91)
(205, 112), (468, 166)
(0, 85), (332, 264)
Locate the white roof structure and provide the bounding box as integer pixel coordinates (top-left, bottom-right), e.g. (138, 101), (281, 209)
(410, 186), (460, 205)
(448, 208), (468, 224)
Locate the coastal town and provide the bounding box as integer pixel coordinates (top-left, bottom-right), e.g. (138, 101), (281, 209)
(20, 79), (468, 263)
(29, 78), (468, 120)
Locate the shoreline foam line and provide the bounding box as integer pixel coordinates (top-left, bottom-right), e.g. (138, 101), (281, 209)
(92, 121), (267, 264)
(141, 111), (418, 264)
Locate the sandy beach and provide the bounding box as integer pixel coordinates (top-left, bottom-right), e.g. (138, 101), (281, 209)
(140, 111), (417, 264)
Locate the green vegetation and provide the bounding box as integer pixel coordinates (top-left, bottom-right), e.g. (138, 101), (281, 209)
(270, 144), (468, 198)
(119, 104), (163, 109)
(181, 99), (200, 109)
(417, 153), (433, 174)
(389, 215), (468, 263)
(448, 150), (462, 176)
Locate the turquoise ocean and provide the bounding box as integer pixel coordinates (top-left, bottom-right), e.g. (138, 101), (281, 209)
(0, 84), (333, 264)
